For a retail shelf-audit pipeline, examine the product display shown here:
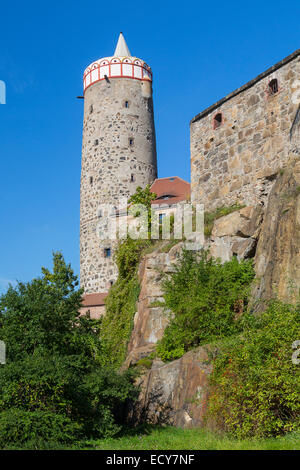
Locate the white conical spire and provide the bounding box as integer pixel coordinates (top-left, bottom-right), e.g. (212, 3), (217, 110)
(114, 32), (131, 57)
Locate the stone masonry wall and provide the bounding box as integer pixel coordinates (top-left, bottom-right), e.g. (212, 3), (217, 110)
(190, 50), (300, 210)
(80, 77), (157, 293)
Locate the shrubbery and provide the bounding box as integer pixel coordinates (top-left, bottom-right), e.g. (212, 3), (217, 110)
(208, 300), (300, 438)
(155, 249), (300, 438)
(0, 409), (81, 449)
(0, 253), (136, 448)
(156, 250), (255, 361)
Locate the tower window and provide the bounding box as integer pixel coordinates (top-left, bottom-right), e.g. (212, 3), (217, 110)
(94, 139), (98, 146)
(129, 138), (134, 146)
(213, 113), (223, 130)
(89, 176), (93, 185)
(130, 174), (135, 182)
(104, 248), (111, 258)
(125, 101), (129, 108)
(89, 104), (93, 114)
(268, 79), (278, 95)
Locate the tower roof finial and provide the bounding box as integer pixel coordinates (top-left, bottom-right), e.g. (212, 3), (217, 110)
(114, 32), (131, 57)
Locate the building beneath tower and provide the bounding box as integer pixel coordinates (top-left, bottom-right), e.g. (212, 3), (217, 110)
(80, 33), (157, 315)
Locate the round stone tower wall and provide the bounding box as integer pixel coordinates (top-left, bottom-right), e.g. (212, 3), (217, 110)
(80, 76), (157, 294)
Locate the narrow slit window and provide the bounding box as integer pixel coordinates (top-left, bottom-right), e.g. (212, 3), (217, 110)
(125, 101), (129, 108)
(213, 113), (222, 129)
(94, 139), (98, 146)
(130, 174), (135, 182)
(89, 176), (93, 185)
(129, 138), (134, 146)
(268, 79), (278, 95)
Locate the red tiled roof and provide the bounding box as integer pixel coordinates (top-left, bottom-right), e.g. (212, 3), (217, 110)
(150, 177), (190, 206)
(82, 292), (108, 307)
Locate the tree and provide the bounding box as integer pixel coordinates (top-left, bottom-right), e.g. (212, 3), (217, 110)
(128, 184), (157, 208)
(128, 184), (157, 233)
(0, 253), (136, 447)
(0, 252), (98, 361)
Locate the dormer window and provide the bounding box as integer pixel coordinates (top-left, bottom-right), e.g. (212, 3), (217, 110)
(213, 113), (223, 130)
(157, 194), (175, 200)
(268, 78), (278, 95)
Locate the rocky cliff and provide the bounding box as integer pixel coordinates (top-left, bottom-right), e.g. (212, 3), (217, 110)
(253, 159), (300, 305)
(128, 346), (215, 428)
(124, 243), (182, 368)
(124, 159), (300, 428)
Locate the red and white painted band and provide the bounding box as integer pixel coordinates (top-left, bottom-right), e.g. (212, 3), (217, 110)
(83, 56), (152, 92)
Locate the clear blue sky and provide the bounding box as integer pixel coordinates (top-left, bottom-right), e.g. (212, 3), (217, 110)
(0, 0), (299, 291)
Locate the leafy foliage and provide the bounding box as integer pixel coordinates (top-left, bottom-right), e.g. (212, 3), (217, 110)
(128, 184), (157, 232)
(156, 250), (255, 361)
(0, 252), (136, 447)
(208, 300), (300, 438)
(100, 275), (140, 367)
(0, 252), (98, 361)
(114, 238), (152, 279)
(0, 409), (81, 449)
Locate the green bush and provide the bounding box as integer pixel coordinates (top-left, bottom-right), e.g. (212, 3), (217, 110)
(157, 250), (255, 361)
(0, 252), (137, 446)
(0, 355), (79, 415)
(208, 300), (300, 438)
(0, 409), (81, 448)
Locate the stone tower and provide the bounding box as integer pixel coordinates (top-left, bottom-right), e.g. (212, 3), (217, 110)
(80, 33), (157, 296)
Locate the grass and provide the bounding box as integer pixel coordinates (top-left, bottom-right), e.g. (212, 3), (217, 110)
(4, 426), (299, 450)
(84, 426), (300, 451)
(148, 300), (165, 308)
